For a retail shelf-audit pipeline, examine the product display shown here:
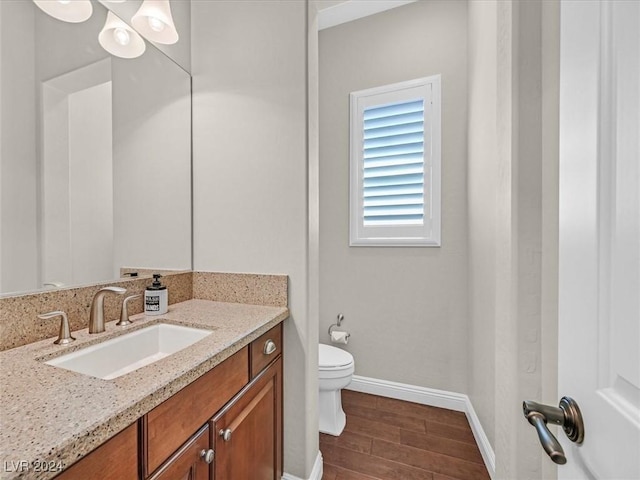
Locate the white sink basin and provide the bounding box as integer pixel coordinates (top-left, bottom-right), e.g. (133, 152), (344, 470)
(45, 323), (212, 380)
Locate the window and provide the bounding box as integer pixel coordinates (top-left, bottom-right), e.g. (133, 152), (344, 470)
(349, 75), (441, 246)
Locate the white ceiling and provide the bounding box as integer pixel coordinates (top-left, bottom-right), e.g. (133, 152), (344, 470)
(317, 0), (418, 30)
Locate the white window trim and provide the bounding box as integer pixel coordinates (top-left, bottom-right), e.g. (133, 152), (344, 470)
(349, 75), (441, 247)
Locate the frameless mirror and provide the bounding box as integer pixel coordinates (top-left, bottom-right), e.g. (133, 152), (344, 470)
(0, 0), (191, 295)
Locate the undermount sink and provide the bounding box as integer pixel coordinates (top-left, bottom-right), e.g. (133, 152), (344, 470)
(44, 323), (212, 380)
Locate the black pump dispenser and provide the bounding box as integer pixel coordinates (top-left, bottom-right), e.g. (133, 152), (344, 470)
(148, 274), (166, 290)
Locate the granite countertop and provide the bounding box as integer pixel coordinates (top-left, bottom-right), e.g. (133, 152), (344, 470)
(0, 299), (288, 480)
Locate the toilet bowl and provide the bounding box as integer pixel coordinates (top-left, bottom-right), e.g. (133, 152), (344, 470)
(318, 343), (355, 436)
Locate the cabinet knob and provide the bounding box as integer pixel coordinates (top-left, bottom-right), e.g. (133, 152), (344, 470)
(200, 449), (214, 464)
(263, 339), (277, 355)
(219, 428), (232, 442)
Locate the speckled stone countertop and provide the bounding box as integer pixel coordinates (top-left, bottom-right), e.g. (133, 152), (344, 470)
(0, 299), (288, 480)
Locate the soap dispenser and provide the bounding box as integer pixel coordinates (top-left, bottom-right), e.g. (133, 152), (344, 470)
(145, 274), (168, 315)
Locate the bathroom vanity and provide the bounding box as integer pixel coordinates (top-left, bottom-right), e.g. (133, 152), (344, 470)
(0, 299), (286, 480)
(57, 324), (282, 480)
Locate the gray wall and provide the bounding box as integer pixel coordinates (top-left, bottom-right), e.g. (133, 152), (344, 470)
(0, 1), (38, 293)
(467, 1), (560, 477)
(540, 2), (560, 478)
(319, 0), (469, 393)
(467, 0), (498, 447)
(191, 1), (318, 478)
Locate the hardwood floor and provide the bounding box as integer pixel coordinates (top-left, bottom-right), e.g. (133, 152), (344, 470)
(320, 390), (490, 480)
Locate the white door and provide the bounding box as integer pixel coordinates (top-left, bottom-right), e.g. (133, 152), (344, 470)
(559, 1), (640, 479)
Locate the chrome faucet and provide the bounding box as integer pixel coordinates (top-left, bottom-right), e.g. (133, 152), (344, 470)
(89, 286), (126, 333)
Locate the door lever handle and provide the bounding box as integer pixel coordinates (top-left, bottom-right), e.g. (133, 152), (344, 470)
(522, 397), (584, 465)
(525, 411), (567, 464)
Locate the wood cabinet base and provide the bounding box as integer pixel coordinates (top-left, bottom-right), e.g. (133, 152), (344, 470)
(54, 423), (138, 480)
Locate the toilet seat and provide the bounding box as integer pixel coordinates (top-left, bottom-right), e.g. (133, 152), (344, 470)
(319, 344), (354, 370)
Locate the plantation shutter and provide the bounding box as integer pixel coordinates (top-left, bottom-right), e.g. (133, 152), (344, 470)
(350, 75), (440, 247)
(362, 99), (425, 226)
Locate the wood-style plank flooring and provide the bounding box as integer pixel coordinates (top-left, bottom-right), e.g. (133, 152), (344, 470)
(320, 390), (490, 480)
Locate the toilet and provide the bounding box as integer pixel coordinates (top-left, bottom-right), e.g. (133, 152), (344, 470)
(318, 343), (355, 436)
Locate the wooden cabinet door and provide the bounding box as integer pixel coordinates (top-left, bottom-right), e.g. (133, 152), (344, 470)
(148, 424), (211, 480)
(212, 357), (282, 480)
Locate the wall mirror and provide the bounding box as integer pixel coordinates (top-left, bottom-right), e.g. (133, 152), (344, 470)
(0, 0), (192, 296)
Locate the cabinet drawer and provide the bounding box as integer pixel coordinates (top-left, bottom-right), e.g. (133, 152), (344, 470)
(250, 324), (282, 378)
(144, 346), (249, 476)
(55, 422), (138, 480)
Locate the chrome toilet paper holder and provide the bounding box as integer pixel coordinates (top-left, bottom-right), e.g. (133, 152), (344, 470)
(328, 314), (350, 339)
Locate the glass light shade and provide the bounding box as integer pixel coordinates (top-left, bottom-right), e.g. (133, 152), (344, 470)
(33, 0), (93, 23)
(131, 0), (178, 45)
(113, 27), (130, 46)
(98, 11), (146, 59)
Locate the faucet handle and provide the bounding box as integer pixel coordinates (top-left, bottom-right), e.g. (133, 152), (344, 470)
(117, 294), (142, 326)
(38, 311), (75, 345)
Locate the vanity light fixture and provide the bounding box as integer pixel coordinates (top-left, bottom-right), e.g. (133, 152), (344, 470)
(131, 0), (178, 45)
(33, 0), (93, 23)
(99, 11), (146, 59)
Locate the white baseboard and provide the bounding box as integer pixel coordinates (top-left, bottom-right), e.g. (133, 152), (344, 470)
(464, 396), (496, 476)
(308, 451), (323, 480)
(347, 375), (496, 479)
(282, 451), (323, 480)
(348, 375), (468, 412)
